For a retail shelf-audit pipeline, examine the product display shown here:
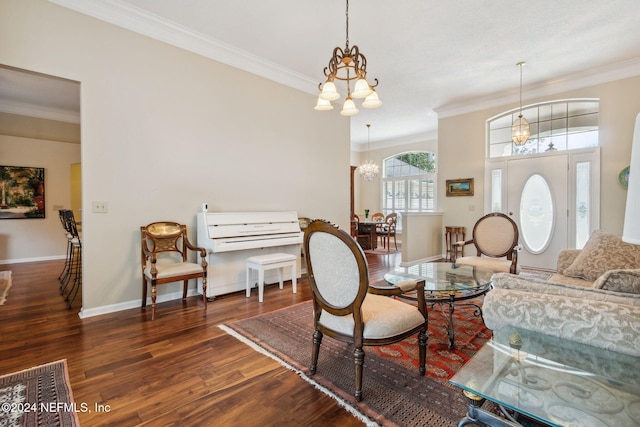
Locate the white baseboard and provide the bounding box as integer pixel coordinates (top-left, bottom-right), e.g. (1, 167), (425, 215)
(0, 255), (66, 265)
(78, 288), (202, 319)
(398, 255), (442, 267)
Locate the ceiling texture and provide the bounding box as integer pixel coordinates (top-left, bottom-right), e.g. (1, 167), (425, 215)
(3, 0), (640, 149)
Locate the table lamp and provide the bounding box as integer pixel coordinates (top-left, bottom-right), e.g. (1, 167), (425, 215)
(623, 112), (640, 245)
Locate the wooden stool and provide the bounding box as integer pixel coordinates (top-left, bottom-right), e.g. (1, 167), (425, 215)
(246, 253), (297, 302)
(445, 226), (465, 262)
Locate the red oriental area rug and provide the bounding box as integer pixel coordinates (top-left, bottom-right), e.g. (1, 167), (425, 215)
(221, 298), (491, 427)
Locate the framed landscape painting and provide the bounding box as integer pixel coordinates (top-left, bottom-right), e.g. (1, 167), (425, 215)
(0, 165), (45, 219)
(446, 178), (474, 197)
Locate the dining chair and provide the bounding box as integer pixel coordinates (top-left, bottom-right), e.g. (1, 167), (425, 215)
(351, 214), (372, 250)
(377, 213), (398, 251)
(371, 212), (385, 247)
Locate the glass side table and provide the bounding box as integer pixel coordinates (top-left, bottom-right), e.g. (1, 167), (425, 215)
(384, 262), (493, 349)
(450, 326), (640, 427)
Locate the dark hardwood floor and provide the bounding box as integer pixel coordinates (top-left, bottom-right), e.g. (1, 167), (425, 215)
(0, 250), (402, 426)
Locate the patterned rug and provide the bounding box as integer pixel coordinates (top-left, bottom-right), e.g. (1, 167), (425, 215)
(221, 298), (491, 427)
(0, 271), (11, 305)
(0, 360), (79, 426)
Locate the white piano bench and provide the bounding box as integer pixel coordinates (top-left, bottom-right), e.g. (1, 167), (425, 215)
(246, 253), (297, 302)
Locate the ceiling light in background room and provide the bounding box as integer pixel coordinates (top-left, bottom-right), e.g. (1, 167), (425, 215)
(314, 0), (381, 116)
(512, 61), (530, 145)
(623, 112), (640, 245)
(358, 124), (379, 181)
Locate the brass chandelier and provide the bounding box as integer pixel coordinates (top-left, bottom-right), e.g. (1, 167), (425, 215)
(314, 0), (382, 116)
(512, 61), (530, 145)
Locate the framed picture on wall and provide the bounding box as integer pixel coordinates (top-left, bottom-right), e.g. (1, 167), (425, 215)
(446, 178), (474, 197)
(0, 165), (45, 219)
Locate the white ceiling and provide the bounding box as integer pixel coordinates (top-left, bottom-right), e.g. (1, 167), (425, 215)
(4, 0), (640, 149)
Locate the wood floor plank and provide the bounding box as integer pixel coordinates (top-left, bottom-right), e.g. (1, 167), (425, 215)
(0, 251), (400, 426)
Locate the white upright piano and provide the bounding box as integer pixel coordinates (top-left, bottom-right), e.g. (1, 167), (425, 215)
(196, 211), (303, 299)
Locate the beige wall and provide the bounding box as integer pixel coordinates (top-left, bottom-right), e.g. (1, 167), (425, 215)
(0, 0), (350, 314)
(438, 75), (640, 242)
(0, 135), (81, 260)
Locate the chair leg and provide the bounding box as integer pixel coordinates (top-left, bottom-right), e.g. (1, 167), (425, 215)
(310, 330), (323, 375)
(141, 278), (147, 309)
(58, 240), (72, 281)
(354, 347), (365, 402)
(65, 245), (81, 308)
(60, 244), (78, 296)
(202, 274), (208, 305)
(66, 264), (81, 309)
(182, 280), (188, 300)
(151, 282), (157, 320)
(418, 329), (427, 376)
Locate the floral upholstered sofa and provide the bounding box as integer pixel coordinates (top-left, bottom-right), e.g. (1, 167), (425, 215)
(483, 230), (640, 357)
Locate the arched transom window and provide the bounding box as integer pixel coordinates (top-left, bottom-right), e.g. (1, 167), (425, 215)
(487, 99), (599, 158)
(382, 151), (437, 216)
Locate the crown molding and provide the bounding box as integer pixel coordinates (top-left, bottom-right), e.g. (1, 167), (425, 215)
(435, 57), (640, 119)
(0, 100), (80, 124)
(48, 0), (318, 95)
(351, 130), (438, 152)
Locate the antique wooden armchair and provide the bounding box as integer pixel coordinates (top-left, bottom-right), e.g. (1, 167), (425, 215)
(140, 221), (208, 320)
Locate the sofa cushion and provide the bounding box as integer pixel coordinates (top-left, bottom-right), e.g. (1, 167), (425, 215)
(563, 230), (640, 282)
(491, 272), (640, 307)
(593, 269), (640, 294)
(483, 287), (640, 357)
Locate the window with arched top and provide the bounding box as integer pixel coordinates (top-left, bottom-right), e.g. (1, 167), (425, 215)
(382, 151), (437, 216)
(487, 99), (599, 158)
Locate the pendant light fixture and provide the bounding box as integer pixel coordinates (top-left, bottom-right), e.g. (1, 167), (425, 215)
(314, 0), (382, 115)
(358, 124), (379, 181)
(512, 61), (530, 145)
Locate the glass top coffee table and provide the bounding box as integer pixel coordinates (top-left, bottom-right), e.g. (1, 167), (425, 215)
(450, 326), (640, 427)
(384, 262), (494, 349)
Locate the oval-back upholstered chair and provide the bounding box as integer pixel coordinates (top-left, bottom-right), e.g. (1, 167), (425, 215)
(140, 221), (208, 320)
(303, 219), (428, 401)
(452, 212), (520, 274)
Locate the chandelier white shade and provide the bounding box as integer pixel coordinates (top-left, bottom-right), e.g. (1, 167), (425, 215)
(512, 62), (530, 145)
(341, 98), (359, 116)
(315, 0), (381, 116)
(623, 112), (640, 245)
(358, 124), (379, 181)
(314, 97), (334, 111)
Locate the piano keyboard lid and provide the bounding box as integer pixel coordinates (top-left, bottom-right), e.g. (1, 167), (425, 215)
(200, 211), (302, 239)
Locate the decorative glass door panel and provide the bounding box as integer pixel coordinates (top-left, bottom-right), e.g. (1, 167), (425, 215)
(519, 174), (554, 254)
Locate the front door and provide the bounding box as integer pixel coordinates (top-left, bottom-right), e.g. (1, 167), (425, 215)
(506, 155), (568, 269)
